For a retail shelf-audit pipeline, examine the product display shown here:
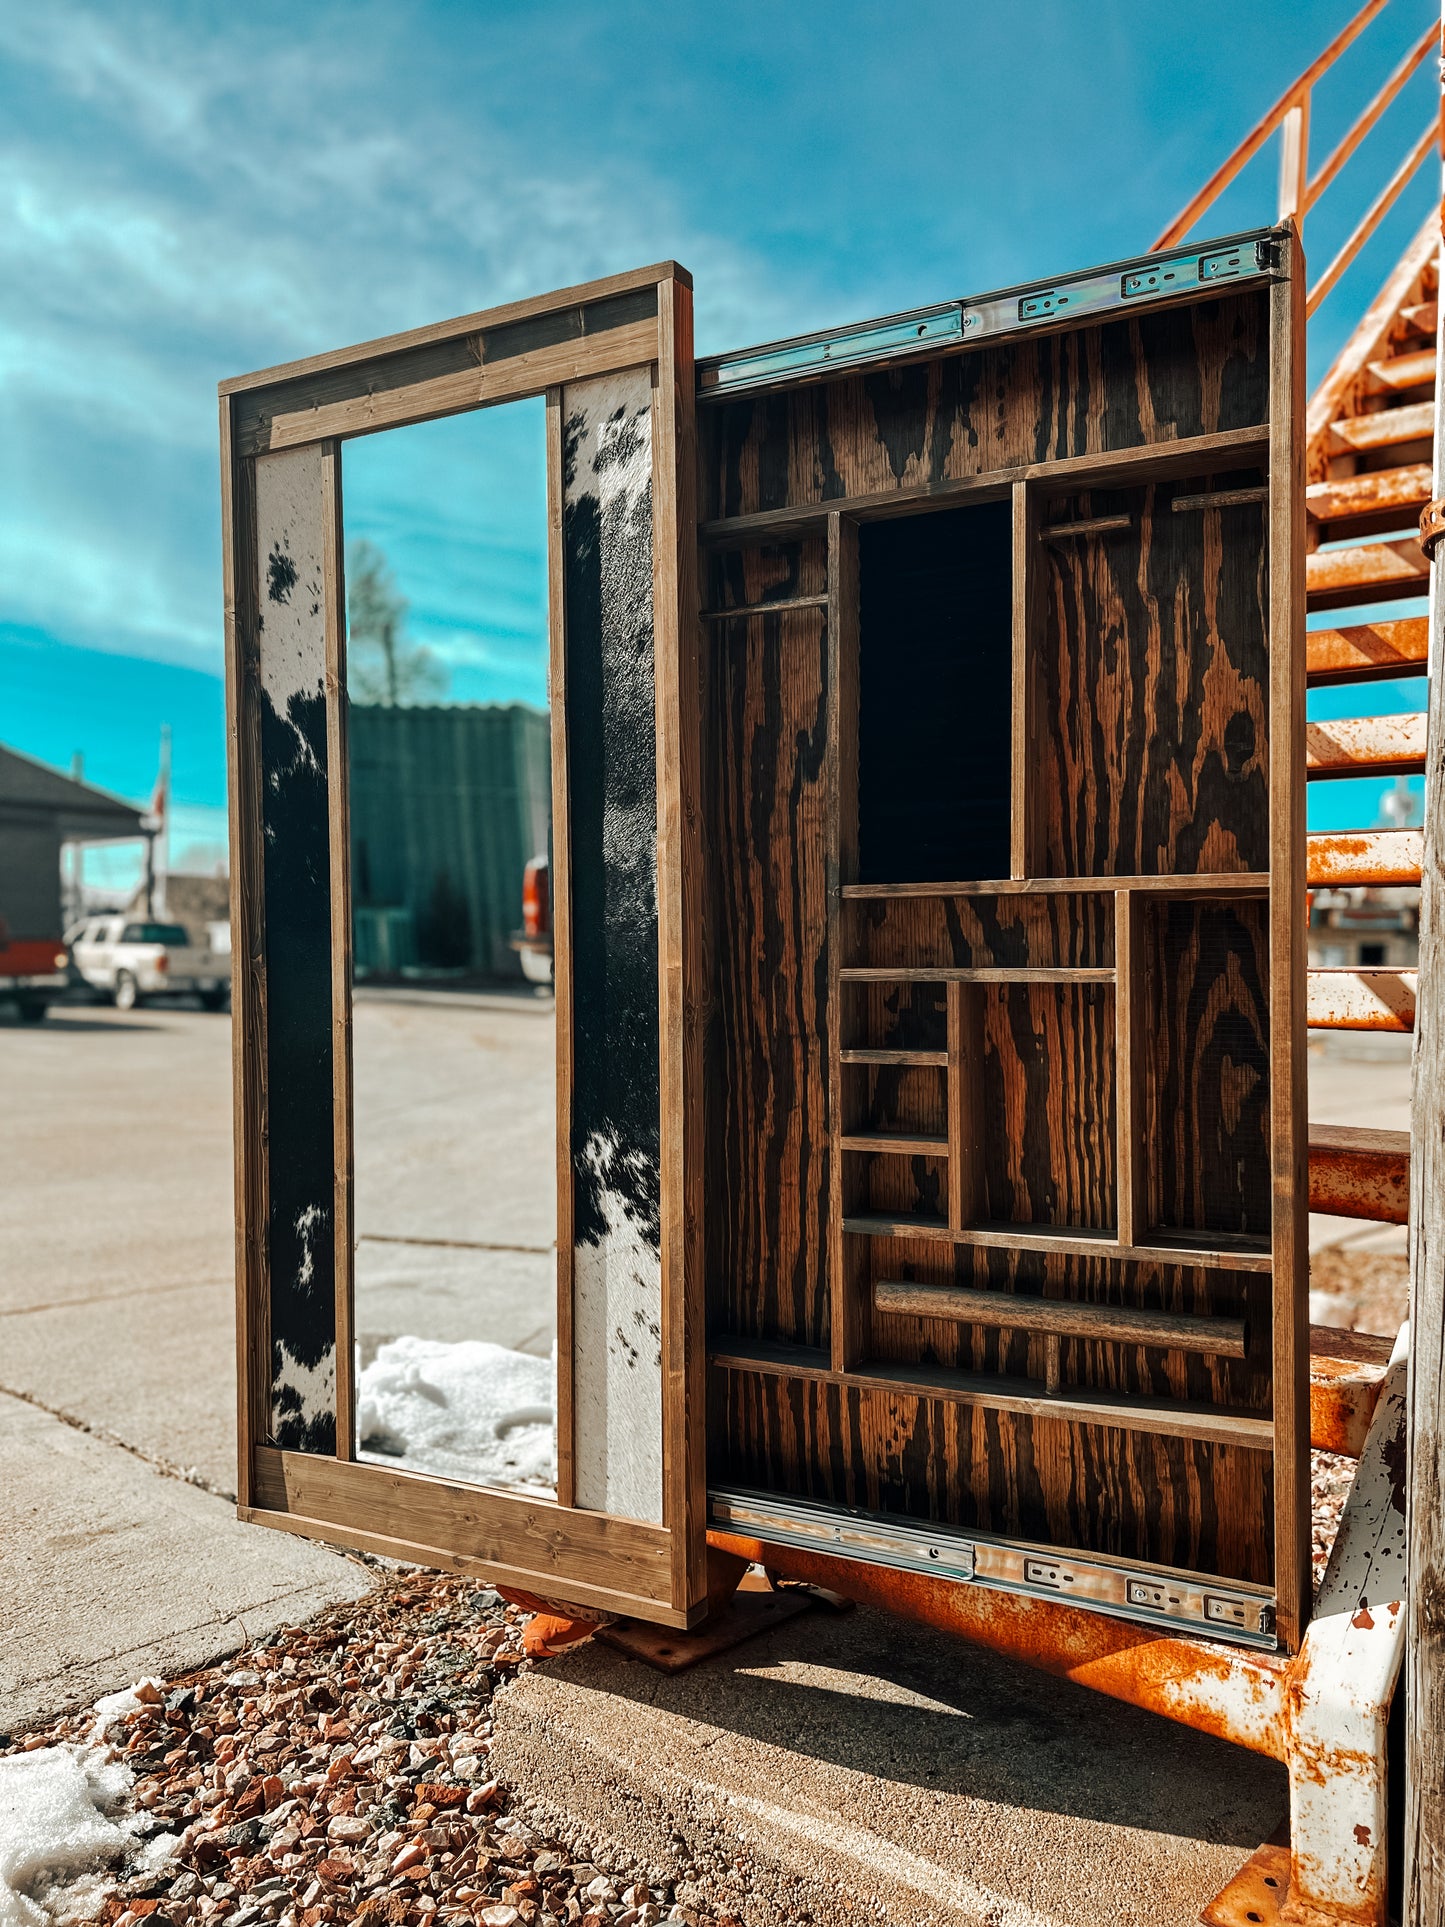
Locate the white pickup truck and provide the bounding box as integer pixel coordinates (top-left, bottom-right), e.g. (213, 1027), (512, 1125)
(69, 917), (231, 1011)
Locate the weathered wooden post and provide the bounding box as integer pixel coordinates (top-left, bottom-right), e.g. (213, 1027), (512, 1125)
(1405, 12), (1445, 1921)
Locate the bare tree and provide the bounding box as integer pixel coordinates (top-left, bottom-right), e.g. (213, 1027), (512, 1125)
(346, 539), (448, 705)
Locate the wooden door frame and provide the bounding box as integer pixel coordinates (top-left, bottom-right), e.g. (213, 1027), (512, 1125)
(221, 262), (709, 1626)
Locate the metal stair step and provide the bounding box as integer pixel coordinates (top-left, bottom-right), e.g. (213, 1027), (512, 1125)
(1306, 711), (1428, 776)
(1308, 1124), (1410, 1224)
(1307, 828), (1423, 886)
(1325, 399), (1434, 455)
(1364, 348), (1437, 393)
(1400, 300), (1438, 336)
(1307, 968), (1417, 1032)
(1307, 616), (1428, 684)
(1306, 538), (1429, 610)
(1305, 461), (1431, 537)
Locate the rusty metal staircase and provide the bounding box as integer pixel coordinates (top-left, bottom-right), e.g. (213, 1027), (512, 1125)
(1153, 0), (1439, 1243)
(1304, 212), (1433, 1227)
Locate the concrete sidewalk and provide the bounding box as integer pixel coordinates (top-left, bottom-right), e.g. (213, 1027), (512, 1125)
(0, 1390), (368, 1733)
(493, 1603), (1288, 1927)
(0, 1002), (371, 1731)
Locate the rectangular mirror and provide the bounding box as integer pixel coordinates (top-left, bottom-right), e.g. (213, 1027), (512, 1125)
(341, 398), (558, 1495)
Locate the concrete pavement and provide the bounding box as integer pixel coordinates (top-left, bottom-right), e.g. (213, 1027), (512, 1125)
(0, 1389), (368, 1735)
(493, 1601), (1288, 1927)
(0, 986), (557, 1730)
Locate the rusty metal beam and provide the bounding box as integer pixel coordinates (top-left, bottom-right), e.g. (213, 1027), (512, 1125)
(1286, 1332), (1408, 1925)
(1307, 616), (1428, 684)
(1307, 714), (1428, 779)
(1307, 967), (1417, 1030)
(1310, 1325), (1395, 1458)
(1150, 0), (1388, 250)
(1308, 1124), (1411, 1223)
(1307, 829), (1423, 886)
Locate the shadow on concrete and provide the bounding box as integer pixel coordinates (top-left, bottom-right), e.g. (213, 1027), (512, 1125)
(0, 1014), (167, 1033)
(564, 1603), (1287, 1849)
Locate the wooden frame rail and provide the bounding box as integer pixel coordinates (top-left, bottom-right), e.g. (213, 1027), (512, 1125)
(221, 261), (709, 1628)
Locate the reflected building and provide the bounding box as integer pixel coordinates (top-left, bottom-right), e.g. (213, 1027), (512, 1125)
(348, 701), (549, 982)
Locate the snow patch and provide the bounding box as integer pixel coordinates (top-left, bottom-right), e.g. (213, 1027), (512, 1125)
(357, 1335), (555, 1493)
(0, 1686), (176, 1926)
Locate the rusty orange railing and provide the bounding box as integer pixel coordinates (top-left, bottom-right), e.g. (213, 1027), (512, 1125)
(1152, 0), (1442, 316)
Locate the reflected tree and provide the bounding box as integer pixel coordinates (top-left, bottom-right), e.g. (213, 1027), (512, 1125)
(346, 539), (449, 705)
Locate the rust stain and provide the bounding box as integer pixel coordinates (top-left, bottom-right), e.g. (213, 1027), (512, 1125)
(1308, 1326), (1391, 1458)
(1308, 1134), (1410, 1224)
(1352, 1604), (1375, 1631)
(1307, 829), (1424, 888)
(1353, 1824), (1372, 1848)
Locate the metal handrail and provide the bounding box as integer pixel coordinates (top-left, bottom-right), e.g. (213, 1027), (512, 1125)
(1151, 0), (1389, 248)
(1151, 0), (1441, 317)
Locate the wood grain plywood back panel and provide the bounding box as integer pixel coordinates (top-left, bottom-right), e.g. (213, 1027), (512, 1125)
(254, 445), (336, 1454)
(709, 1366), (1273, 1585)
(978, 983), (1117, 1230)
(1038, 479), (1269, 877)
(705, 537), (832, 1351)
(862, 1238), (1272, 1412)
(562, 368), (664, 1523)
(699, 292), (1269, 521)
(1143, 897), (1271, 1240)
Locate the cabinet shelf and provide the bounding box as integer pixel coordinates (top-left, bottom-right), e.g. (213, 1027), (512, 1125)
(840, 1047), (949, 1067)
(841, 1132), (948, 1157)
(706, 1336), (1273, 1450)
(843, 1213), (1272, 1273)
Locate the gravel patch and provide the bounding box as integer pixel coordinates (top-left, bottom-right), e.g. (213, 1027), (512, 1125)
(0, 1574), (752, 1927)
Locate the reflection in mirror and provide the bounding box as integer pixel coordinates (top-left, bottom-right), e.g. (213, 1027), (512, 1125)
(342, 399), (555, 1494)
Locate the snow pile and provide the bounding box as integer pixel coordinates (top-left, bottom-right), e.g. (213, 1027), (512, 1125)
(357, 1335), (555, 1492)
(0, 1682), (175, 1926)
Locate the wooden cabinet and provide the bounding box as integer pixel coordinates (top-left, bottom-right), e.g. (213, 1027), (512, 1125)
(223, 227), (1307, 1649)
(697, 228), (1307, 1650)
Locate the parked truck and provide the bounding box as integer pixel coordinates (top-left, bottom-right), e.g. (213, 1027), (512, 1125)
(0, 912), (69, 1023)
(68, 915), (231, 1010)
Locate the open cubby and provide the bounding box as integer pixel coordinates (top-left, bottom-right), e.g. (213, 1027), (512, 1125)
(843, 978), (949, 1057)
(842, 1060), (947, 1141)
(1034, 469), (1270, 880)
(846, 1147), (949, 1227)
(968, 980), (1118, 1233)
(1141, 894), (1272, 1242)
(859, 1236), (1272, 1414)
(857, 503), (1013, 884)
(845, 889), (1116, 969)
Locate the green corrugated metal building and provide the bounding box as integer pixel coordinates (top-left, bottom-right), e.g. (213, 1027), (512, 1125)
(348, 703), (549, 979)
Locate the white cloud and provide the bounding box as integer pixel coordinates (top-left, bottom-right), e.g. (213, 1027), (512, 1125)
(0, 3), (791, 678)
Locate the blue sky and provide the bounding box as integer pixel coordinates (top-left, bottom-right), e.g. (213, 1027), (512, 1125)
(1, 0), (1437, 887)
